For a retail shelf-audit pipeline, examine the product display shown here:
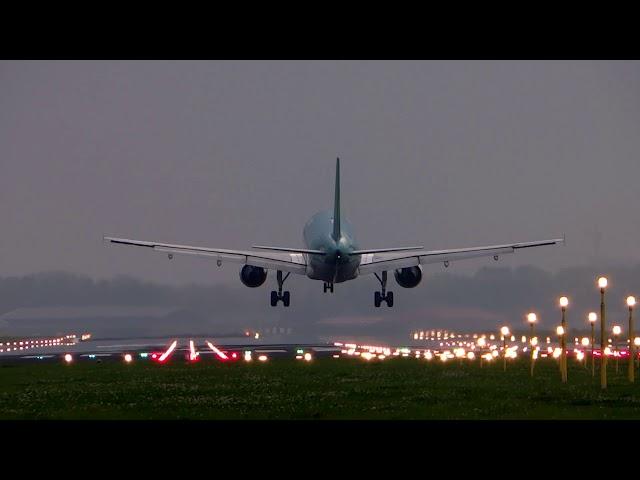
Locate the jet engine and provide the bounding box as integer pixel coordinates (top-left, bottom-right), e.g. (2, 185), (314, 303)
(394, 266), (422, 288)
(239, 265), (267, 288)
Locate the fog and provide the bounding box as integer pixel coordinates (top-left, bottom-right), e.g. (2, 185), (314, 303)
(2, 263), (638, 341)
(1, 61), (639, 339)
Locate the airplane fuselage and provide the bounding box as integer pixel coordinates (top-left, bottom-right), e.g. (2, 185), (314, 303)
(303, 210), (360, 283)
(104, 158), (564, 308)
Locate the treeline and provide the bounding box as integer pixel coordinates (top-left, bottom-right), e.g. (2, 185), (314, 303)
(1, 263), (639, 337)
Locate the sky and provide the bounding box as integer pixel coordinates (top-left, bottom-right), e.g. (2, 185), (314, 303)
(1, 60), (639, 334)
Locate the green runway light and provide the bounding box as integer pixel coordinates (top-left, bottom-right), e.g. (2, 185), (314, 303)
(296, 349), (304, 354)
(140, 353), (148, 358)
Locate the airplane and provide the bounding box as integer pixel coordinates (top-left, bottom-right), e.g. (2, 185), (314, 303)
(104, 158), (564, 307)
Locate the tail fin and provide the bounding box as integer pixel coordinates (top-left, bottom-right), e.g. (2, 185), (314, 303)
(332, 157), (341, 242)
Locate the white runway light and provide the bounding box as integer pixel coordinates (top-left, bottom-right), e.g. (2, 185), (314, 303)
(64, 353), (73, 363)
(189, 340), (199, 361)
(206, 341), (229, 360)
(124, 353), (133, 363)
(159, 340), (178, 363)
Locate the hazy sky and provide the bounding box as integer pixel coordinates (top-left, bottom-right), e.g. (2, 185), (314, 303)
(2, 61), (640, 286)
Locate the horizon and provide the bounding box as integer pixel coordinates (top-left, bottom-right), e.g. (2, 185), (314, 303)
(2, 261), (638, 342)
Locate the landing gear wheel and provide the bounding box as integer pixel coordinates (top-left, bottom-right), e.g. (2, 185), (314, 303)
(270, 270), (291, 306)
(323, 282), (334, 293)
(373, 271), (394, 307)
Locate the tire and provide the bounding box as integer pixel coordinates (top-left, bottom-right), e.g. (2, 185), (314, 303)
(270, 291), (278, 307)
(386, 291), (394, 307)
(283, 291), (290, 307)
(374, 291), (381, 307)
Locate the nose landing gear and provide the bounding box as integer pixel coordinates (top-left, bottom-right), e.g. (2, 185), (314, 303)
(323, 282), (334, 293)
(270, 270), (291, 307)
(374, 271), (394, 307)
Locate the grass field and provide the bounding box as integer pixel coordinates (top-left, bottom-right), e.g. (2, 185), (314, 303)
(1, 356), (640, 419)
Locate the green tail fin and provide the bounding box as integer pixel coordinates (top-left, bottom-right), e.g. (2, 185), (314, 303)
(332, 157), (341, 242)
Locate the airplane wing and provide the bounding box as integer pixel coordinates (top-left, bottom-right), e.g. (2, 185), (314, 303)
(104, 236), (307, 275)
(357, 237), (564, 275)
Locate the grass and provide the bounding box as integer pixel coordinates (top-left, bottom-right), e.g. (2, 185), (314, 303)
(1, 356), (640, 419)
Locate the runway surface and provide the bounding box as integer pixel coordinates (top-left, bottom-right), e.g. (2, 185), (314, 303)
(0, 330), (584, 365)
(0, 333), (343, 363)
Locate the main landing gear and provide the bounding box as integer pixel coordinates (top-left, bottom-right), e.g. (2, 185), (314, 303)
(374, 271), (394, 307)
(323, 282), (334, 293)
(271, 270), (291, 307)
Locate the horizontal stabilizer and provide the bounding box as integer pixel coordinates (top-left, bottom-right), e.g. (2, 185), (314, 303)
(252, 245), (327, 255)
(349, 246), (424, 255)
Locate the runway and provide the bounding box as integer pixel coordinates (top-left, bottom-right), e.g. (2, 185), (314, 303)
(0, 333), (343, 364)
(0, 329), (592, 365)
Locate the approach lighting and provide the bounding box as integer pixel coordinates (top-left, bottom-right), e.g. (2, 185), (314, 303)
(158, 340), (178, 363)
(206, 341), (229, 360)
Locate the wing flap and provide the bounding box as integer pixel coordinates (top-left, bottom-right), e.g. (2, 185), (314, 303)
(350, 246), (424, 255)
(252, 245), (326, 255)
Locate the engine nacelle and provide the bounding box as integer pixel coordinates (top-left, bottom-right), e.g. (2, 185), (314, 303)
(239, 265), (267, 288)
(394, 266), (422, 288)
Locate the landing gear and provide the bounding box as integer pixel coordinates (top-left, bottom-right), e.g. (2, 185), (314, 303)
(270, 270), (291, 307)
(323, 282), (334, 293)
(374, 271), (394, 307)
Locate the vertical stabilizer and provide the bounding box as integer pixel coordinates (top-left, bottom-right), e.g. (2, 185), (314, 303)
(332, 157), (341, 242)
